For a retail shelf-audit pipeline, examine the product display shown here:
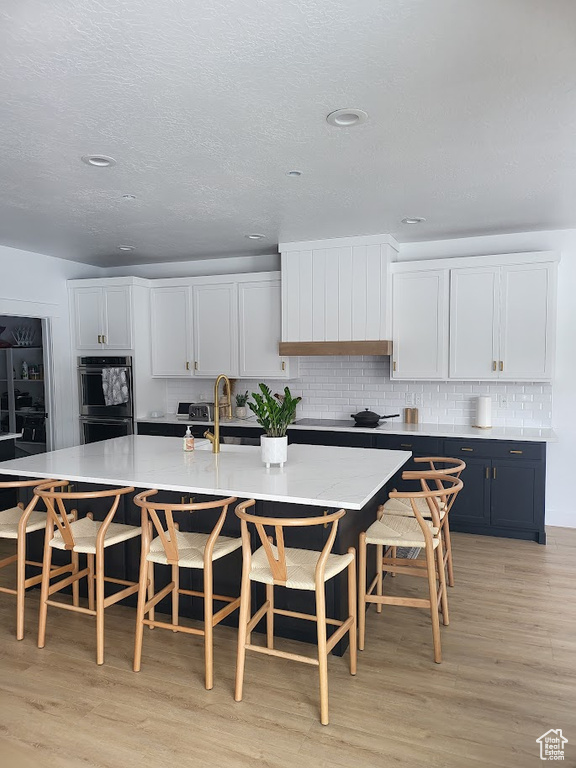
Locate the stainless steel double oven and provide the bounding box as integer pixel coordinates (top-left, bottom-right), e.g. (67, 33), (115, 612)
(78, 356), (134, 444)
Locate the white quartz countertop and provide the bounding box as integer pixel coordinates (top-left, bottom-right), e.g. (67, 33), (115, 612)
(0, 435), (411, 510)
(136, 416), (556, 443)
(0, 432), (22, 442)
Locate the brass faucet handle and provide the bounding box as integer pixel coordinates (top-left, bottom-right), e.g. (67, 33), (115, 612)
(203, 429), (215, 443)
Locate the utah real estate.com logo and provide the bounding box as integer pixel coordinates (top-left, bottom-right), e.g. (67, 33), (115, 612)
(537, 729), (568, 761)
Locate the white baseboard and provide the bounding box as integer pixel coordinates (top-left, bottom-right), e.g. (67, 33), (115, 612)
(546, 508), (576, 529)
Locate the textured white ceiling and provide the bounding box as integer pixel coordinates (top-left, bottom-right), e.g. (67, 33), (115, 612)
(1, 0), (575, 266)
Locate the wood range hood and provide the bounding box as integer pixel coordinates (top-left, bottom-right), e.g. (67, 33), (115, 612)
(279, 340), (393, 356)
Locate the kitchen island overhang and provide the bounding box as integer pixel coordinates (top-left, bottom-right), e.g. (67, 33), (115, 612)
(0, 435), (412, 653)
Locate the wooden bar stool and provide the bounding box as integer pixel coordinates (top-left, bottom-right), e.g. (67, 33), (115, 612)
(382, 457), (465, 587)
(358, 475), (463, 663)
(133, 491), (241, 691)
(36, 482), (140, 665)
(0, 478), (75, 640)
(234, 500), (357, 726)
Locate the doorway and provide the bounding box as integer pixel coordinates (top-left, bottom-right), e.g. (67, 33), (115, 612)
(0, 315), (53, 456)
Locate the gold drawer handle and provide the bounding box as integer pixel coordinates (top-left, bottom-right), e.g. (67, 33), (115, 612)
(485, 467), (489, 479)
(509, 450), (523, 455)
(499, 361), (504, 372)
(461, 447), (473, 452)
(400, 443), (412, 448)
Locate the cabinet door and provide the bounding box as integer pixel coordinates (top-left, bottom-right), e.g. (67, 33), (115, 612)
(238, 280), (287, 378)
(448, 456), (491, 526)
(150, 286), (193, 377)
(449, 267), (499, 379)
(73, 287), (104, 350)
(490, 460), (543, 530)
(193, 282), (238, 377)
(391, 270), (449, 379)
(102, 286), (132, 349)
(499, 263), (556, 381)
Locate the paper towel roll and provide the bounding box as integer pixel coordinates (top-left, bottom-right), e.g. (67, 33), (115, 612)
(475, 396), (492, 429)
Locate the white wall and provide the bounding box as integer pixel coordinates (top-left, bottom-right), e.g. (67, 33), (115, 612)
(102, 253), (280, 279)
(0, 245), (103, 448)
(399, 229), (576, 528)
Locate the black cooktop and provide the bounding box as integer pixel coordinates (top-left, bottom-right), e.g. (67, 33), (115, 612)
(293, 418), (391, 429)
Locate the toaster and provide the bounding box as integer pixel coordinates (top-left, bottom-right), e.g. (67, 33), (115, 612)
(188, 402), (215, 421)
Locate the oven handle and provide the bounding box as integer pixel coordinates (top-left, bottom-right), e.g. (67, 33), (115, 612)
(79, 418), (133, 425)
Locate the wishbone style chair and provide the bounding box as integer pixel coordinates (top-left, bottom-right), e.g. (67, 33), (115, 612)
(36, 481), (139, 665)
(382, 457), (466, 586)
(133, 491), (241, 691)
(358, 474), (463, 664)
(0, 478), (74, 640)
(234, 500), (357, 726)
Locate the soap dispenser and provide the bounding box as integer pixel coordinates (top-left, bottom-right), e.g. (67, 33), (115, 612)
(183, 426), (195, 452)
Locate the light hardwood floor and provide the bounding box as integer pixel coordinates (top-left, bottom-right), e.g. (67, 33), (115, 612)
(1, 528), (575, 768)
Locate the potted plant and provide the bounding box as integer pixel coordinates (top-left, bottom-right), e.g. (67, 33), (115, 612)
(235, 391), (249, 419)
(248, 384), (302, 468)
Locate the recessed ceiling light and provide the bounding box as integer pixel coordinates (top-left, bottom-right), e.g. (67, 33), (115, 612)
(401, 217), (427, 225)
(81, 155), (117, 167)
(122, 194), (136, 200)
(245, 234), (265, 240)
(326, 108), (368, 127)
(286, 170), (302, 177)
(118, 245), (135, 251)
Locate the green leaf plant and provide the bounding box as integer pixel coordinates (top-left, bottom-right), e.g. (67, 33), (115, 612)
(248, 384), (302, 437)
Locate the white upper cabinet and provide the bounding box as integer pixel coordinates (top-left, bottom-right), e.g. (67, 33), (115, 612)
(498, 262), (556, 380)
(449, 260), (557, 381)
(193, 282), (239, 377)
(392, 270), (449, 380)
(102, 286), (133, 349)
(238, 279), (289, 378)
(449, 267), (500, 380)
(73, 287), (103, 350)
(72, 285), (132, 350)
(280, 235), (397, 343)
(150, 286), (193, 377)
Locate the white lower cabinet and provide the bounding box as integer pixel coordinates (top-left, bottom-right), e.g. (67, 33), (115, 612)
(391, 270), (449, 380)
(193, 282), (238, 377)
(150, 286), (193, 377)
(238, 279), (289, 378)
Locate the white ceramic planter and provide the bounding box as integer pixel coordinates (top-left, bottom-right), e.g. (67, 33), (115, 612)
(235, 406), (247, 419)
(261, 435), (288, 468)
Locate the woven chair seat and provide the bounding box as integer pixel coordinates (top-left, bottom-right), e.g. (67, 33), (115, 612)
(0, 507), (73, 539)
(249, 544), (354, 591)
(49, 517), (141, 554)
(146, 530), (242, 568)
(382, 496), (446, 520)
(365, 514), (439, 549)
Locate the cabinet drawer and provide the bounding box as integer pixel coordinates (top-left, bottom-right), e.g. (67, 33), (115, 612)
(288, 430), (375, 449)
(443, 438), (543, 461)
(488, 441), (545, 461)
(375, 435), (441, 455)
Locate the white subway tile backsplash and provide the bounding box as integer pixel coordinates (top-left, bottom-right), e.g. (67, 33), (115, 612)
(164, 356), (552, 428)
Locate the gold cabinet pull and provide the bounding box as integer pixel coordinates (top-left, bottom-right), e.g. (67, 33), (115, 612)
(461, 447), (473, 452)
(281, 361), (286, 371)
(186, 361), (190, 370)
(392, 361), (397, 372)
(194, 361), (198, 370)
(499, 361), (503, 371)
(102, 335), (107, 344)
(493, 467), (497, 480)
(485, 466), (489, 479)
(400, 443), (412, 448)
(492, 361), (497, 371)
(97, 334), (102, 344)
(509, 450), (523, 455)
